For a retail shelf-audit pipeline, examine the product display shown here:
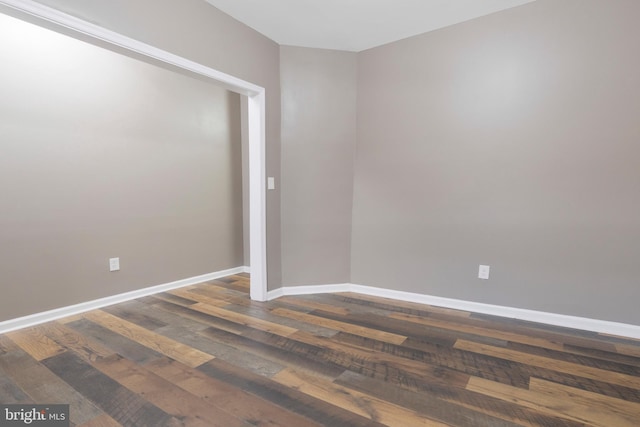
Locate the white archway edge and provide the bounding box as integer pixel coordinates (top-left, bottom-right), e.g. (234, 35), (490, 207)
(0, 0), (268, 301)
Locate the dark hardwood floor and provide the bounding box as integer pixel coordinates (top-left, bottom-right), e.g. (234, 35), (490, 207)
(1, 273), (639, 426)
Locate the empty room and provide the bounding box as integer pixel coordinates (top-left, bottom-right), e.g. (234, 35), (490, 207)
(1, 0), (639, 426)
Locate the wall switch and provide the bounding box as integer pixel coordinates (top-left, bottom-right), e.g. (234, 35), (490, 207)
(267, 176), (275, 190)
(478, 264), (490, 280)
(109, 257), (120, 272)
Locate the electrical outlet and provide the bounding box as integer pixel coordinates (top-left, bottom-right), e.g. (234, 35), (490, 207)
(478, 264), (490, 280)
(109, 257), (120, 272)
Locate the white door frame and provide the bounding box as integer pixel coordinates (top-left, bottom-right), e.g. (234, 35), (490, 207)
(0, 0), (268, 301)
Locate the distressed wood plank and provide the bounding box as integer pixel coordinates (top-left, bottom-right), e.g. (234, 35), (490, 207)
(146, 357), (323, 427)
(272, 367), (450, 426)
(83, 310), (213, 368)
(76, 414), (121, 427)
(455, 339), (640, 390)
(0, 349), (105, 425)
(6, 326), (66, 361)
(37, 321), (113, 362)
(467, 376), (638, 427)
(197, 357), (388, 427)
(392, 312), (565, 351)
(529, 377), (640, 425)
(189, 302), (299, 337)
(42, 351), (179, 427)
(277, 296), (351, 316)
(91, 354), (249, 427)
(271, 307), (407, 345)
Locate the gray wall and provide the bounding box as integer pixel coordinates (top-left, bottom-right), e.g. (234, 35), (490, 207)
(352, 0), (640, 324)
(0, 12), (242, 321)
(280, 47), (357, 285)
(28, 0), (283, 289)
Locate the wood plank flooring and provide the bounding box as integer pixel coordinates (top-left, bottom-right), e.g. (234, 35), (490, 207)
(1, 273), (640, 426)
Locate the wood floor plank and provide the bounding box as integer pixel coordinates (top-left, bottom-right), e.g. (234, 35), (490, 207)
(331, 293), (472, 318)
(199, 326), (345, 380)
(6, 325), (66, 361)
(230, 327), (472, 391)
(169, 288), (232, 308)
(57, 313), (86, 324)
(146, 357), (323, 427)
(271, 307), (408, 345)
(42, 351), (180, 427)
(222, 303), (338, 337)
(506, 341), (640, 377)
(562, 342), (640, 368)
(467, 375), (637, 427)
(277, 296), (351, 316)
(332, 332), (531, 389)
(272, 367), (450, 426)
(121, 299), (211, 333)
(615, 343), (640, 359)
(0, 349), (105, 425)
(147, 297), (249, 334)
(197, 357), (389, 427)
(0, 334), (19, 354)
(91, 353), (250, 427)
(189, 302), (299, 337)
(65, 318), (166, 364)
(455, 339), (640, 390)
(36, 321), (114, 362)
(529, 377), (640, 425)
(391, 312), (565, 351)
(77, 414), (122, 427)
(309, 309), (459, 344)
(0, 373), (32, 404)
(156, 323), (285, 377)
(102, 303), (168, 330)
(83, 310), (213, 368)
(334, 370), (535, 427)
(148, 291), (200, 307)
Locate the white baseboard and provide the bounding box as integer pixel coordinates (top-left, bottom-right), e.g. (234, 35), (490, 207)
(267, 283), (350, 301)
(241, 265), (251, 274)
(0, 266), (247, 334)
(270, 283), (640, 340)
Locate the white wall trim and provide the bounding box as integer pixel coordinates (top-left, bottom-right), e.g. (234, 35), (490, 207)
(270, 283), (640, 340)
(0, 0), (268, 302)
(267, 284), (351, 300)
(0, 267), (246, 334)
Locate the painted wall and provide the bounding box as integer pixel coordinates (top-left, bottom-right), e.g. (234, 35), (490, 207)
(0, 12), (242, 321)
(24, 0), (281, 289)
(27, 0), (283, 288)
(352, 0), (640, 325)
(280, 46), (357, 285)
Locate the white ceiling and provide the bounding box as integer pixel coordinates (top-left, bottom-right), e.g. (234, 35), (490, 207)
(204, 0), (537, 52)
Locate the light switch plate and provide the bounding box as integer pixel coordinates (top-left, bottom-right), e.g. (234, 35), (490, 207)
(267, 176), (275, 190)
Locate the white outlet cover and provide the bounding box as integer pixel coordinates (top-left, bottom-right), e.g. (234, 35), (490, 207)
(478, 264), (490, 280)
(109, 257), (120, 272)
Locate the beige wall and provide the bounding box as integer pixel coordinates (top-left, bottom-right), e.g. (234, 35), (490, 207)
(352, 0), (640, 324)
(29, 0), (283, 288)
(280, 46), (357, 285)
(0, 12), (243, 321)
